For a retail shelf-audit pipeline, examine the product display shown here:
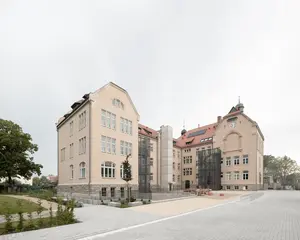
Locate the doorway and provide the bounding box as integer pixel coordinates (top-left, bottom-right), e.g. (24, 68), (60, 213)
(185, 180), (190, 189)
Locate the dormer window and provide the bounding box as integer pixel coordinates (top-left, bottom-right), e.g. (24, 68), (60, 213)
(112, 98), (124, 109)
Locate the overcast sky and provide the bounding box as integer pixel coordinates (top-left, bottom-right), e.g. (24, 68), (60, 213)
(1, 0), (299, 175)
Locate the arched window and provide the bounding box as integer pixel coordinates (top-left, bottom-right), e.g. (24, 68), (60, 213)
(70, 165), (74, 179)
(120, 164), (124, 179)
(101, 161), (116, 178)
(79, 162), (86, 178)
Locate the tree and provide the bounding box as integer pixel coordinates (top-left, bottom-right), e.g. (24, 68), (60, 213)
(277, 156), (299, 187)
(0, 119), (43, 185)
(121, 154), (132, 202)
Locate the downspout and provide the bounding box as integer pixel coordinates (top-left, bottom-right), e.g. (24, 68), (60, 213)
(255, 132), (258, 191)
(57, 126), (59, 191)
(88, 100), (92, 195)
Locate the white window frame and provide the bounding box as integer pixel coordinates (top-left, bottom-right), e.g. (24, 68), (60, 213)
(234, 171), (240, 180)
(226, 172), (231, 180)
(79, 162), (86, 178)
(111, 114), (116, 130)
(129, 120), (132, 135)
(243, 171), (249, 180)
(124, 141), (128, 155)
(107, 112), (111, 128)
(101, 110), (106, 127)
(234, 156), (240, 165)
(243, 155), (249, 164)
(107, 137), (111, 154)
(226, 157), (231, 166)
(120, 118), (124, 133)
(128, 142), (132, 155)
(112, 138), (116, 154)
(101, 161), (116, 178)
(101, 136), (106, 152)
(120, 140), (124, 155)
(120, 164), (124, 179)
(69, 143), (74, 159)
(70, 165), (74, 179)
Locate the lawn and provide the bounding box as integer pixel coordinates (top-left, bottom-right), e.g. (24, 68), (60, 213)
(0, 195), (43, 215)
(0, 216), (78, 235)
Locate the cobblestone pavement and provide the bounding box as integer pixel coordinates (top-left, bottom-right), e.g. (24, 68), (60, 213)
(3, 191), (299, 240)
(85, 191), (300, 240)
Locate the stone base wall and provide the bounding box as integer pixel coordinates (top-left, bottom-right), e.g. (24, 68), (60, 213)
(58, 184), (139, 200)
(222, 184), (264, 191)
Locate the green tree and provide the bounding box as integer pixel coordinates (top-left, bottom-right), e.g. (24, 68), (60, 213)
(277, 156), (299, 187)
(122, 154), (132, 202)
(32, 176), (41, 187)
(0, 119), (43, 185)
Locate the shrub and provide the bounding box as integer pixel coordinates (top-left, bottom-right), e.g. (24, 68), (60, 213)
(16, 200), (24, 232)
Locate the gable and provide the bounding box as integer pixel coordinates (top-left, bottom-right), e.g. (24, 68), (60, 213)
(94, 82), (140, 118)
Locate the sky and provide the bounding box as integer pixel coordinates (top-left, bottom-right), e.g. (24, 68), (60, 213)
(0, 0), (300, 176)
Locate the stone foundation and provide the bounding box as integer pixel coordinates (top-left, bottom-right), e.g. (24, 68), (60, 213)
(58, 184), (139, 200)
(222, 184), (264, 191)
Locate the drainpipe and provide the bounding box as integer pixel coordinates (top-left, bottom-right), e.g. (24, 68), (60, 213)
(88, 100), (92, 195)
(56, 127), (59, 192)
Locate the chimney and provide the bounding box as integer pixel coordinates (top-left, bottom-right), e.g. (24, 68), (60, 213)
(217, 116), (222, 123)
(198, 124), (200, 128)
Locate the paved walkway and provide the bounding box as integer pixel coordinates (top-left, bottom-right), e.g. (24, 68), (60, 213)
(1, 191), (247, 240)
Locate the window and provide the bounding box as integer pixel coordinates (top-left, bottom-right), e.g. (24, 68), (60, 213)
(79, 137), (86, 155)
(226, 172), (231, 180)
(226, 157), (231, 166)
(128, 142), (132, 155)
(150, 143), (153, 152)
(128, 121), (132, 135)
(173, 162), (175, 169)
(120, 187), (125, 198)
(150, 173), (153, 180)
(196, 173), (199, 179)
(243, 155), (249, 164)
(101, 188), (107, 197)
(120, 118), (124, 132)
(172, 174), (175, 182)
(101, 162), (116, 178)
(112, 138), (116, 154)
(120, 164), (124, 179)
(101, 110), (106, 127)
(234, 171), (240, 180)
(111, 114), (116, 130)
(101, 110), (116, 130)
(79, 111), (86, 130)
(120, 141), (124, 155)
(69, 143), (74, 159)
(183, 168), (192, 176)
(61, 148), (66, 161)
(107, 137), (111, 153)
(173, 150), (175, 157)
(79, 162), (86, 178)
(111, 187), (115, 198)
(177, 175), (180, 182)
(69, 121), (73, 136)
(120, 117), (132, 134)
(112, 98), (124, 109)
(150, 158), (153, 166)
(70, 165), (74, 179)
(125, 142), (128, 155)
(245, 185), (248, 190)
(178, 163), (180, 170)
(234, 186), (239, 190)
(234, 156), (240, 165)
(243, 171), (249, 180)
(177, 151), (180, 158)
(226, 186), (231, 190)
(101, 136), (106, 152)
(221, 172), (223, 178)
(124, 119), (128, 133)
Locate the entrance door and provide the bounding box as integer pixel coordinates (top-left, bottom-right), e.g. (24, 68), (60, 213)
(185, 180), (190, 189)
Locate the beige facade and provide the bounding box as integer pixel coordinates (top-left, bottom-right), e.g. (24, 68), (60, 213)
(57, 82), (264, 195)
(57, 82), (139, 197)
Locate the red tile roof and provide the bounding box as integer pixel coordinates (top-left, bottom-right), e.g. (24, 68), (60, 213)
(175, 123), (217, 148)
(138, 124), (158, 139)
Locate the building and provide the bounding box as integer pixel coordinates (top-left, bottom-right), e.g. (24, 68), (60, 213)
(57, 82), (264, 197)
(138, 101), (264, 191)
(56, 82), (139, 197)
